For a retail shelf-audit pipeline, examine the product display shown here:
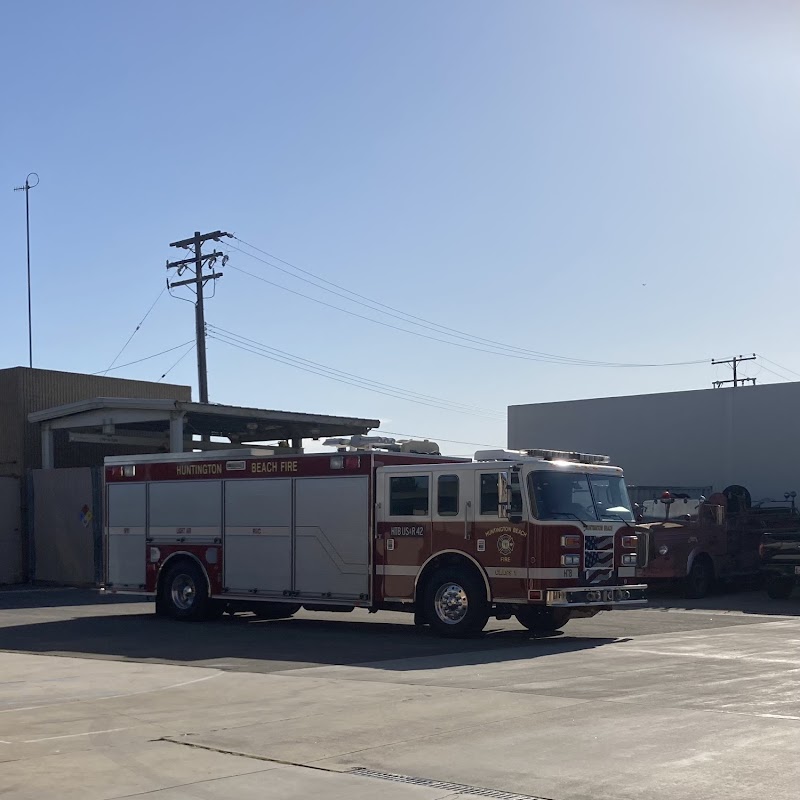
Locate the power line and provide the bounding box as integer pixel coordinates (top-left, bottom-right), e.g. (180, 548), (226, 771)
(754, 363), (792, 383)
(93, 341), (194, 375)
(227, 235), (708, 369)
(224, 257), (705, 369)
(207, 324), (503, 417)
(757, 355), (800, 381)
(158, 344), (196, 382)
(228, 238), (619, 365)
(102, 286), (166, 375)
(208, 331), (504, 419)
(207, 329), (504, 419)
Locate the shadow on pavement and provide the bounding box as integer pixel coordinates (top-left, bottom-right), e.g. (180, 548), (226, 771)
(0, 592), (620, 672)
(642, 586), (799, 617)
(0, 586), (146, 610)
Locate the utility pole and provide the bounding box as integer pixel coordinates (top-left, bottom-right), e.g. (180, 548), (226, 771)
(712, 354), (757, 388)
(13, 173), (39, 368)
(166, 230), (231, 403)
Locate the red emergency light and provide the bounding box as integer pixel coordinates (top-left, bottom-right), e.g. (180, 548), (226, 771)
(330, 455), (361, 470)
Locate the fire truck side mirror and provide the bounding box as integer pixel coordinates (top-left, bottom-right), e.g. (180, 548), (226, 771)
(497, 471), (511, 518)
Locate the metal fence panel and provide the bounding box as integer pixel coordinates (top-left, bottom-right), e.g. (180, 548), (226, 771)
(31, 467), (101, 585)
(0, 477), (22, 584)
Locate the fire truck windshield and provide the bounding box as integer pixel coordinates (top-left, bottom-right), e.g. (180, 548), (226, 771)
(529, 471), (634, 523)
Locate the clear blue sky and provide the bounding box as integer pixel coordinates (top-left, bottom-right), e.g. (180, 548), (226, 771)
(3, 1), (799, 453)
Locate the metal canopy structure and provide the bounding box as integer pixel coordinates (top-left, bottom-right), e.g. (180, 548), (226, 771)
(28, 397), (380, 468)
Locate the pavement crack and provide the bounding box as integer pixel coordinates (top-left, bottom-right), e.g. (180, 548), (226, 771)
(155, 736), (339, 773)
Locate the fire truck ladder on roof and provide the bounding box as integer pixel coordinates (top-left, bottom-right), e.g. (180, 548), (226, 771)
(323, 435), (441, 455)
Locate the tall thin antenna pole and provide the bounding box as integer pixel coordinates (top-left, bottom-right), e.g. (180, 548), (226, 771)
(13, 172), (39, 368)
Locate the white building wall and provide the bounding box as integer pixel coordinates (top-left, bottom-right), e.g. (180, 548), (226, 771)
(508, 383), (800, 502)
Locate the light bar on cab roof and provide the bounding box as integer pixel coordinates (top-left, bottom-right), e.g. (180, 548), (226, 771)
(525, 448), (611, 465)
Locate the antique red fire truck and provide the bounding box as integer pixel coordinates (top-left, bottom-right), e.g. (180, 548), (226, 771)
(104, 441), (648, 637)
(637, 486), (800, 598)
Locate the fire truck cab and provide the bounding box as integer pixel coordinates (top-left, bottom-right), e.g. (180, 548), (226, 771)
(104, 442), (647, 637)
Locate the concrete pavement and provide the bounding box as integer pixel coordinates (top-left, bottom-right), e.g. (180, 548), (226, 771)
(1, 589), (799, 799)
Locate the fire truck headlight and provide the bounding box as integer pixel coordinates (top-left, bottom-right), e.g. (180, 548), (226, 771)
(149, 547), (161, 563)
(621, 554), (637, 566)
(561, 554), (580, 566)
(658, 544), (669, 556)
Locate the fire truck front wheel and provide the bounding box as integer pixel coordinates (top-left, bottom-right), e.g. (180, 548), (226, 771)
(684, 556), (714, 599)
(161, 560), (211, 621)
(423, 568), (489, 637)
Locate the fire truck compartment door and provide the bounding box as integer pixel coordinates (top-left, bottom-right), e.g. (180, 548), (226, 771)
(106, 483), (146, 589)
(224, 479), (292, 595)
(148, 481), (222, 543)
(294, 476), (370, 600)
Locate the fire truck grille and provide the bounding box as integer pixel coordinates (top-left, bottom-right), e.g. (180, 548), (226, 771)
(346, 767), (550, 799)
(584, 534), (614, 583)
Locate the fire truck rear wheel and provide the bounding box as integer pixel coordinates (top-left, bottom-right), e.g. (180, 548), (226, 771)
(766, 575), (795, 600)
(253, 603), (301, 620)
(162, 560), (210, 621)
(515, 607), (570, 633)
(423, 567), (489, 638)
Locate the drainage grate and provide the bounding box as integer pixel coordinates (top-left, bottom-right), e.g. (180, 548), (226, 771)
(346, 767), (551, 800)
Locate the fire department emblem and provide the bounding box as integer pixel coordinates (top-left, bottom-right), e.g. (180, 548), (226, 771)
(497, 533), (515, 557)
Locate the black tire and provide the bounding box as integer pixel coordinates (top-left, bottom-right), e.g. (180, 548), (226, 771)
(205, 600), (227, 620)
(684, 556), (714, 599)
(423, 567), (489, 638)
(253, 602), (301, 620)
(766, 576), (795, 600)
(515, 607), (571, 633)
(161, 560), (210, 620)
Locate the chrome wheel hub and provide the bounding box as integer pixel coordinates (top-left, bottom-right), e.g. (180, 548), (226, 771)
(171, 574), (196, 610)
(434, 582), (468, 625)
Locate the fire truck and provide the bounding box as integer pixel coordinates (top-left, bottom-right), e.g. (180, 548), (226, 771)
(104, 441), (648, 637)
(637, 486), (800, 598)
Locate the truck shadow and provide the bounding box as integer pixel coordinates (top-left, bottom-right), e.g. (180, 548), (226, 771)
(0, 586), (146, 610)
(643, 586), (800, 617)
(0, 600), (621, 672)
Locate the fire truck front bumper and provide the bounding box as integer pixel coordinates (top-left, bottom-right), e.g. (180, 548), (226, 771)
(546, 584), (647, 607)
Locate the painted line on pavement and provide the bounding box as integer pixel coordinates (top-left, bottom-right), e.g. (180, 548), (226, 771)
(0, 670), (221, 714)
(23, 726), (133, 743)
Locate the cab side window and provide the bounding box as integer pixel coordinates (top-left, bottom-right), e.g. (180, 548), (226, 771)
(480, 473), (499, 515)
(437, 475), (459, 516)
(389, 476), (429, 516)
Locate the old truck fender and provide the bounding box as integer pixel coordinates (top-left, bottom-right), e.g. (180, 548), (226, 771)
(686, 546), (708, 577)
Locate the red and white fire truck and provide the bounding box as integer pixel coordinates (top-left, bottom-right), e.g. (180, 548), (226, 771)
(104, 440), (648, 637)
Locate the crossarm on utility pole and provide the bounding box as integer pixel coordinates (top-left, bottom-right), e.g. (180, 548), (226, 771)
(166, 229), (231, 404)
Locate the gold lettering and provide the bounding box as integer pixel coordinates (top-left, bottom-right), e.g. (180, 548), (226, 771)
(177, 463), (222, 476)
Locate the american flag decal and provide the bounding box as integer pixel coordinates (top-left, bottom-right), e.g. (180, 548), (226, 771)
(585, 535), (613, 551)
(584, 534), (614, 584)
